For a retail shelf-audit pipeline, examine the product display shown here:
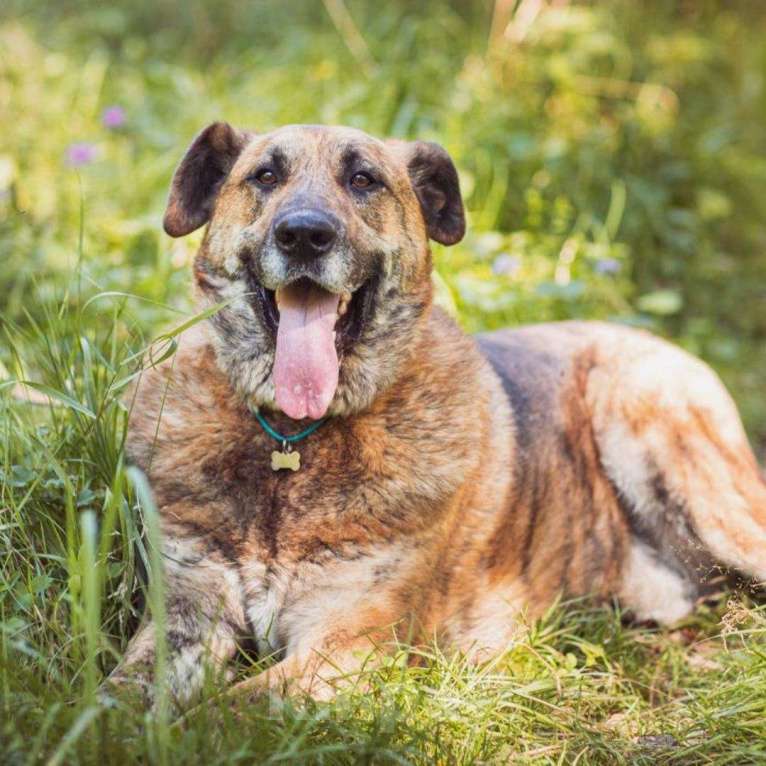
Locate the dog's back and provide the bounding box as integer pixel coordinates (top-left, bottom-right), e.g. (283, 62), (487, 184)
(478, 320), (766, 623)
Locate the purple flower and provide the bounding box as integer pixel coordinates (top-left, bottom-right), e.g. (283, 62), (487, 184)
(65, 142), (97, 167)
(492, 253), (522, 276)
(102, 105), (126, 129)
(594, 257), (621, 275)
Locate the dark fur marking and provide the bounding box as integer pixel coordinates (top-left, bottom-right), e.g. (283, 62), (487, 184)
(166, 629), (200, 652)
(520, 468), (544, 578)
(259, 475), (287, 560)
(165, 518), (243, 566)
(477, 335), (565, 578)
(610, 462), (711, 597)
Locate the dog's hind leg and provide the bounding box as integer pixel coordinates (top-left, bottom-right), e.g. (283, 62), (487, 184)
(584, 331), (766, 621)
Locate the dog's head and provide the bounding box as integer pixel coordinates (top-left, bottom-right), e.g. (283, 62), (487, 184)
(164, 123), (465, 419)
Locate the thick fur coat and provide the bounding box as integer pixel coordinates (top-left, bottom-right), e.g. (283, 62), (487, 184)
(113, 123), (766, 706)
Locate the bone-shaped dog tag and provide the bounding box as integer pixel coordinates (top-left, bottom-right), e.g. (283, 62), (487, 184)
(271, 449), (300, 472)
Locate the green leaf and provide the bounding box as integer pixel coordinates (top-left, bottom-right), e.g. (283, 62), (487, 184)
(30, 574), (53, 595)
(19, 382), (96, 419)
(637, 289), (683, 316)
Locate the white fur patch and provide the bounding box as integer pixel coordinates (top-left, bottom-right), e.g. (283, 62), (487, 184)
(619, 541), (694, 624)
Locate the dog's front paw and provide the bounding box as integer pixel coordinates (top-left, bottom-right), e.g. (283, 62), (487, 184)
(99, 671), (154, 710)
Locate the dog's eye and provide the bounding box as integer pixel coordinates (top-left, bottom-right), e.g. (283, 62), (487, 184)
(350, 172), (375, 190)
(252, 169), (278, 187)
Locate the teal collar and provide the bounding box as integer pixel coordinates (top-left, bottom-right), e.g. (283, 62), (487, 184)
(251, 406), (327, 446)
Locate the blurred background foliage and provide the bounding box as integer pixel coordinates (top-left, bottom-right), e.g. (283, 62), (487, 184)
(2, 3), (766, 760)
(1, 0), (765, 448)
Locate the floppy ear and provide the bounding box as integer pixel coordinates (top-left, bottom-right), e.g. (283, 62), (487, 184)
(406, 141), (465, 245)
(163, 122), (251, 237)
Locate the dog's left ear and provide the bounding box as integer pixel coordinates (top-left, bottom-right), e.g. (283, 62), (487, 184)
(406, 141), (465, 245)
(164, 122), (251, 237)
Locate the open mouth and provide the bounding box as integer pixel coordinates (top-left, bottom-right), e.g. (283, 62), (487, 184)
(255, 276), (375, 420)
(257, 276), (372, 352)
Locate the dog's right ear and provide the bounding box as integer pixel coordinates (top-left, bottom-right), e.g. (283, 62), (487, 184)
(163, 122), (251, 237)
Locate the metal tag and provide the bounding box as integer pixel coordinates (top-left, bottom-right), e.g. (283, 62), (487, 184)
(271, 448), (300, 472)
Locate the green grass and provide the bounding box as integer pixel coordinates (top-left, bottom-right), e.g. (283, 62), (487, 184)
(2, 1), (766, 762)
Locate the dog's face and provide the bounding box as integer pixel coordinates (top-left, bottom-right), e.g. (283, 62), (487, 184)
(163, 123), (465, 419)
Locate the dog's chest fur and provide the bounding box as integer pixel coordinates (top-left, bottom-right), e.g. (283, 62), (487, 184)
(127, 309), (512, 652)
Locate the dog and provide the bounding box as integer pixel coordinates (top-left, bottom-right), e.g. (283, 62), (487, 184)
(113, 122), (766, 707)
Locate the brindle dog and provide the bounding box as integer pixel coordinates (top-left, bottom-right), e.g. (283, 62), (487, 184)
(114, 122), (766, 706)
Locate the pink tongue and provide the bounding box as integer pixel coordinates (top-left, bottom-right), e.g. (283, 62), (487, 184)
(273, 282), (340, 420)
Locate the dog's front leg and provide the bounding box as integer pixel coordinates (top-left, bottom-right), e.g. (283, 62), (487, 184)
(107, 540), (247, 710)
(229, 594), (412, 704)
(107, 604), (238, 710)
(229, 633), (388, 703)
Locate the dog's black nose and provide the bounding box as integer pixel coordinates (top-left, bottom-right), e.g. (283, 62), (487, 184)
(274, 209), (338, 258)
